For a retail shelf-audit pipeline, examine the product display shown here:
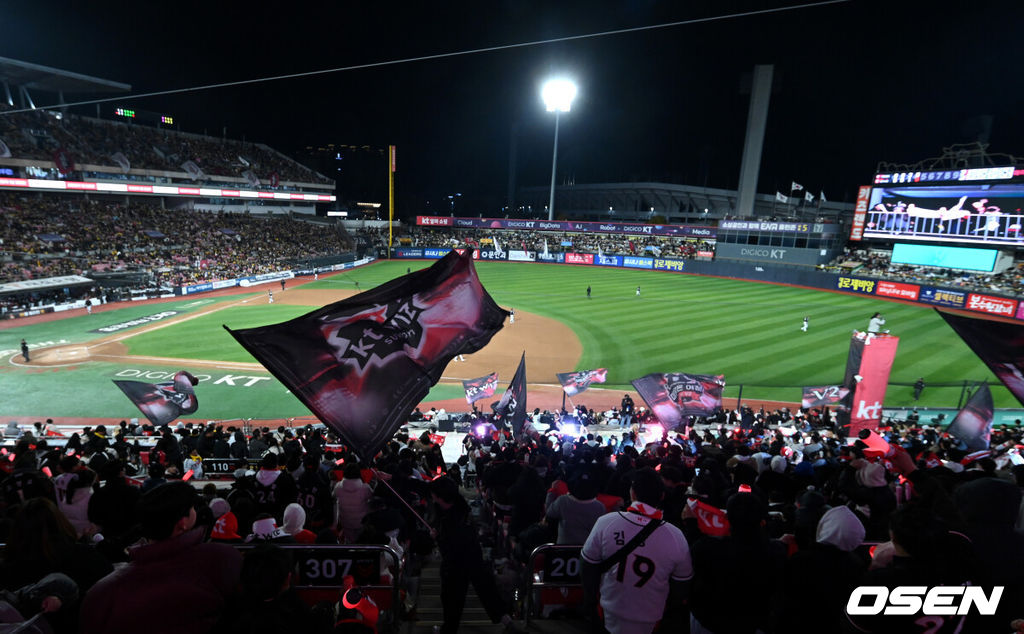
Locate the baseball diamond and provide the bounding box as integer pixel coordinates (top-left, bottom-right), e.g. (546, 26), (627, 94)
(0, 259), (1012, 428)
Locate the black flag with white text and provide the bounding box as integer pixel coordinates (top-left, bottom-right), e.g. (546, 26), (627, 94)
(226, 250), (508, 460)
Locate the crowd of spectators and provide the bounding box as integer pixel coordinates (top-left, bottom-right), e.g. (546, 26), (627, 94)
(0, 106), (330, 185)
(0, 396), (1021, 632)
(386, 227), (715, 259)
(824, 248), (1024, 297)
(0, 194), (353, 289)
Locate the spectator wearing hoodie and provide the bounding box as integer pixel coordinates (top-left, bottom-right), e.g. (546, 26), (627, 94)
(333, 462), (373, 543)
(252, 454), (297, 521)
(774, 505), (866, 632)
(281, 503), (316, 543)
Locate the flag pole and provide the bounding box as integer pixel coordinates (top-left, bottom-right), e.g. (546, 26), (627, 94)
(374, 469), (432, 530)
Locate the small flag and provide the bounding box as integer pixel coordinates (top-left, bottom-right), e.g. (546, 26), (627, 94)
(114, 370), (199, 427)
(688, 499), (730, 537)
(492, 353), (527, 436)
(556, 369), (608, 397)
(805, 191), (814, 204)
(791, 181), (804, 191)
(463, 372), (500, 405)
(947, 383), (994, 452)
(775, 192), (789, 203)
(820, 190), (827, 203)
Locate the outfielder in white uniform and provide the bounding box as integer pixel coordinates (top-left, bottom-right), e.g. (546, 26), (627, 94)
(582, 468), (692, 634)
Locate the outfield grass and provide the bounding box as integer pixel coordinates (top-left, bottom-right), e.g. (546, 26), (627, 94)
(118, 260), (1013, 408)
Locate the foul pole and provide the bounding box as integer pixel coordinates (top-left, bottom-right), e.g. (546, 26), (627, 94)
(388, 145), (396, 259)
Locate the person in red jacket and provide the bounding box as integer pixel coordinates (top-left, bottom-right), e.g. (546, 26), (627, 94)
(80, 482), (242, 634)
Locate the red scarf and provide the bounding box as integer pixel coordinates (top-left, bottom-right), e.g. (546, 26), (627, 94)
(626, 502), (663, 520)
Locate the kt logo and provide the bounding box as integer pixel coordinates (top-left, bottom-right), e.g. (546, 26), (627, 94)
(321, 300), (425, 373)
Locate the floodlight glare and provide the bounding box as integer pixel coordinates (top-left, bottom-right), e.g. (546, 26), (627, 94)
(542, 78), (577, 112)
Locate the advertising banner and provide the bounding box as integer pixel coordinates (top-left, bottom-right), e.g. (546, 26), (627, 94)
(565, 253), (594, 265)
(623, 256), (654, 269)
(851, 185), (871, 240)
(508, 250), (535, 262)
(414, 216), (716, 238)
(919, 286), (967, 308)
(416, 216), (453, 227)
(537, 252), (565, 263)
(966, 293), (1017, 317)
(474, 249), (507, 261)
(423, 248), (450, 259)
(594, 254), (622, 267)
(875, 281), (920, 301)
(653, 259), (686, 272)
(836, 277), (877, 295)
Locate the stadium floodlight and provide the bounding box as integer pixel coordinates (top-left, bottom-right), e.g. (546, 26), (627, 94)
(542, 78), (577, 221)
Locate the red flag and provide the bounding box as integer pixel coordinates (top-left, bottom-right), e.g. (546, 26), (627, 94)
(226, 250), (507, 460)
(841, 333), (899, 436)
(938, 310), (1024, 406)
(690, 499), (730, 537)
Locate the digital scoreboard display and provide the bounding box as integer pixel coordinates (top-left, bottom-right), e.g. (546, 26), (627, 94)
(862, 180), (1024, 246)
(891, 243), (998, 272)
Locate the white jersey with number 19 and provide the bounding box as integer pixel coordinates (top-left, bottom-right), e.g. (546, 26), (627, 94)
(581, 507), (693, 626)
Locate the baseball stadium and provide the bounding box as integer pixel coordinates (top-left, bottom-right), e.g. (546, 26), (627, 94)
(2, 4), (1024, 634)
(2, 257), (1020, 427)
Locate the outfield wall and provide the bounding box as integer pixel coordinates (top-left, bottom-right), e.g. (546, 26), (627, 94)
(390, 247), (1024, 322)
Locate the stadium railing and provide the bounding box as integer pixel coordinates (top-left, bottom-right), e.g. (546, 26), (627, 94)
(524, 543), (585, 627)
(232, 543), (403, 630)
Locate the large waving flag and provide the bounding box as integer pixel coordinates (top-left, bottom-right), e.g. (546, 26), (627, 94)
(492, 353), (527, 436)
(463, 372), (499, 405)
(114, 370), (199, 426)
(947, 383), (995, 452)
(631, 372), (725, 427)
(938, 310), (1024, 405)
(226, 250), (508, 460)
(557, 369), (608, 397)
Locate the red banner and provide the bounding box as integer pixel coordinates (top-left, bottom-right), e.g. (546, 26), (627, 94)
(847, 334), (899, 436)
(875, 281), (920, 301)
(966, 293), (1017, 317)
(565, 252), (594, 265)
(416, 215), (453, 227)
(850, 186), (871, 241)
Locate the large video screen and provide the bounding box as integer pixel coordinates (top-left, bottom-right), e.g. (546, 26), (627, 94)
(891, 243), (998, 272)
(863, 184), (1024, 246)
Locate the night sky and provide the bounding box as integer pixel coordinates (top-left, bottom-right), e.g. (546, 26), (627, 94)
(2, 1), (1022, 215)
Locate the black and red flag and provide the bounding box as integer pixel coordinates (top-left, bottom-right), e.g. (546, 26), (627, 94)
(938, 310), (1024, 405)
(463, 372), (499, 405)
(225, 250), (508, 460)
(114, 370), (199, 426)
(947, 383), (995, 452)
(631, 372), (725, 427)
(835, 332), (899, 437)
(801, 385), (850, 409)
(492, 353), (527, 436)
(556, 368), (608, 397)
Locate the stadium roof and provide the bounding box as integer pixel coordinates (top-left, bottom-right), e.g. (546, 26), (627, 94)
(0, 56), (130, 94)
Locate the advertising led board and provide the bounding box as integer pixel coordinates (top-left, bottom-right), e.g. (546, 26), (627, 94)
(891, 243), (998, 272)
